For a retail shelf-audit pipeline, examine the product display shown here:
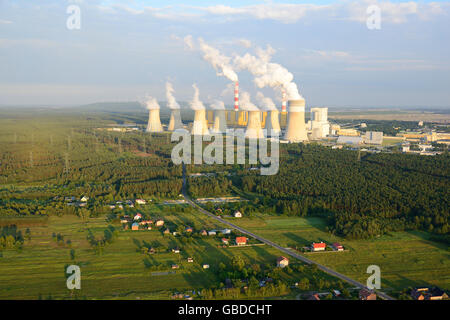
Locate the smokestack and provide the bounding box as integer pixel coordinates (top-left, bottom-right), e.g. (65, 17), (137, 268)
(245, 111), (264, 139)
(191, 110), (210, 136)
(265, 110), (281, 136)
(168, 109), (183, 131)
(234, 81), (239, 111)
(146, 109), (163, 133)
(213, 110), (227, 133)
(281, 89), (287, 113)
(284, 99), (308, 142)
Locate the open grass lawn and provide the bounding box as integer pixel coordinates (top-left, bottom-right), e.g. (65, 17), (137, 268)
(229, 214), (450, 294)
(0, 206), (327, 300)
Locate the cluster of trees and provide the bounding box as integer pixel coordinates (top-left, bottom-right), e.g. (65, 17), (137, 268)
(0, 225), (24, 249)
(232, 144), (449, 239)
(86, 225), (118, 255)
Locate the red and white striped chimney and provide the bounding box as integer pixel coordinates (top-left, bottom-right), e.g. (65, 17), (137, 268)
(234, 81), (239, 111)
(281, 89), (287, 113)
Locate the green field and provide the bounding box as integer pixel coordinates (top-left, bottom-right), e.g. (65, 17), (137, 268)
(0, 206), (340, 300)
(229, 214), (450, 294)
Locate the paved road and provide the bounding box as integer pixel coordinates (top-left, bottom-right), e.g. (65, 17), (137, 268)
(181, 164), (394, 300)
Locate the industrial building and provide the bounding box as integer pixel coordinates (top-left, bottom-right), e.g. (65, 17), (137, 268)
(362, 131), (383, 145)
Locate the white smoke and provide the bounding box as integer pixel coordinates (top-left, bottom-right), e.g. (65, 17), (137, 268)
(190, 83), (205, 110)
(165, 81), (180, 109)
(233, 45), (302, 100)
(184, 35), (238, 82)
(209, 99), (225, 110)
(144, 96), (160, 110)
(256, 92), (276, 111)
(239, 91), (259, 111)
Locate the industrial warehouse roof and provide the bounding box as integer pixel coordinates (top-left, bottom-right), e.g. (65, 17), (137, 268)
(337, 136), (363, 145)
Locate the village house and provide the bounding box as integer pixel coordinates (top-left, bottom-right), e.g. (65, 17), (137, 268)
(222, 229), (232, 235)
(163, 228), (170, 234)
(80, 196), (89, 202)
(187, 257), (193, 263)
(185, 226), (193, 233)
(411, 287), (448, 300)
(109, 205), (116, 209)
(147, 226), (152, 230)
(234, 211), (242, 218)
(172, 264), (179, 269)
(131, 223), (139, 231)
(155, 219), (164, 227)
(172, 248), (180, 254)
(200, 229), (208, 236)
(135, 199), (147, 205)
(148, 247), (155, 254)
(311, 242), (326, 252)
(308, 294), (320, 300)
(276, 256), (289, 268)
(359, 289), (377, 300)
(235, 237), (247, 246)
(134, 213), (142, 220)
(120, 219), (129, 224)
(221, 238), (229, 245)
(332, 243), (344, 251)
(208, 230), (217, 236)
(202, 264), (210, 269)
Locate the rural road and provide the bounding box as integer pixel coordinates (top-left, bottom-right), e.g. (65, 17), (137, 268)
(181, 164), (395, 300)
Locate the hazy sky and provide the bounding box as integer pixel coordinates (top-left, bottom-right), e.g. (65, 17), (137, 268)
(0, 0), (449, 107)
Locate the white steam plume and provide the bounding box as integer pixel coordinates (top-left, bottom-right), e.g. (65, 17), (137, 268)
(144, 96), (160, 110)
(190, 83), (205, 110)
(239, 91), (259, 111)
(256, 92), (276, 111)
(234, 46), (302, 100)
(165, 81), (180, 109)
(209, 100), (225, 110)
(184, 35), (238, 82)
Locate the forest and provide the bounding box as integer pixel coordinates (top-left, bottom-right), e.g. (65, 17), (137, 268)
(0, 108), (448, 240)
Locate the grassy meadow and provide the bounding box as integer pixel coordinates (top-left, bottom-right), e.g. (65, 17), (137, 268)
(228, 214), (450, 294)
(0, 205), (328, 300)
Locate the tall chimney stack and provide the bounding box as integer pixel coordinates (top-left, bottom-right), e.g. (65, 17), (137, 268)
(191, 110), (210, 136)
(265, 110), (281, 136)
(168, 109), (184, 131)
(146, 109), (164, 133)
(245, 111), (264, 139)
(281, 89), (287, 113)
(234, 81), (239, 111)
(284, 99), (308, 142)
(212, 110), (227, 133)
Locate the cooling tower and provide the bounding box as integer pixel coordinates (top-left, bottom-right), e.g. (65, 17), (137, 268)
(212, 110), (227, 133)
(265, 110), (281, 136)
(284, 99), (308, 142)
(245, 111), (264, 139)
(191, 110), (210, 136)
(168, 109), (183, 131)
(146, 109), (163, 133)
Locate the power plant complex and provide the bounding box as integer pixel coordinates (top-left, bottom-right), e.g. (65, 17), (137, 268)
(144, 91), (332, 144)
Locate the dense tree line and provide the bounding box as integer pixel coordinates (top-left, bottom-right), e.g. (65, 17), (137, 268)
(233, 144), (449, 239)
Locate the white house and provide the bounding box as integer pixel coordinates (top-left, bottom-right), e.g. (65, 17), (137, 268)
(222, 229), (232, 235)
(234, 211), (242, 218)
(135, 199), (147, 205)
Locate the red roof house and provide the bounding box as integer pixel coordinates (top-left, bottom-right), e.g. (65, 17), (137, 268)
(311, 242), (326, 251)
(235, 237), (247, 246)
